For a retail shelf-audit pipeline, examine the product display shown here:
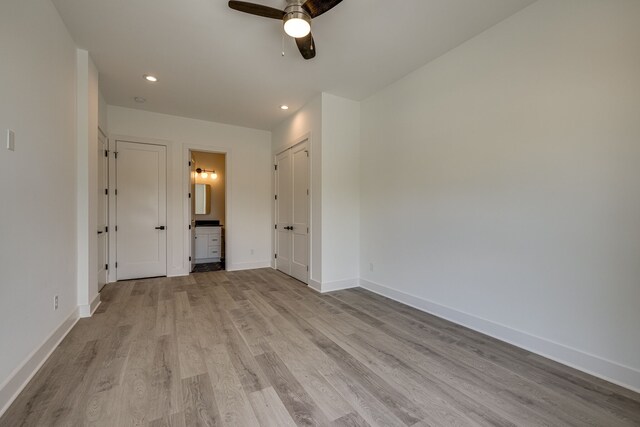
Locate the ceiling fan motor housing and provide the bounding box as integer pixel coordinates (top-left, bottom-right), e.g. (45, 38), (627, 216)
(283, 2), (311, 36)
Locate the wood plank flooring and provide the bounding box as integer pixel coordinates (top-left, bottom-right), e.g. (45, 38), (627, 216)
(2, 268), (639, 426)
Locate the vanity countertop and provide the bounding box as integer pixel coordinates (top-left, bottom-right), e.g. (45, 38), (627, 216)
(195, 220), (222, 227)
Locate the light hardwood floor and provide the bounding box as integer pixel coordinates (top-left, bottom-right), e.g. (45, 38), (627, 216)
(2, 268), (639, 426)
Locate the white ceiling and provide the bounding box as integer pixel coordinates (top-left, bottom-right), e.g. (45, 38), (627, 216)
(52, 0), (536, 130)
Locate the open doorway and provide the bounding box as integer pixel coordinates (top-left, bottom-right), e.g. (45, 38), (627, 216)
(190, 150), (226, 272)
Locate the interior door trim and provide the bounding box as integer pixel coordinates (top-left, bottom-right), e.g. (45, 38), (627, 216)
(182, 144), (231, 274)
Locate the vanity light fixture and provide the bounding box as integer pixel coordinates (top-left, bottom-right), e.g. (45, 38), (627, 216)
(196, 168), (217, 180)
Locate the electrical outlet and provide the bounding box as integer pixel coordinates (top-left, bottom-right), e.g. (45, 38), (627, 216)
(54, 295), (59, 310)
(369, 262), (374, 272)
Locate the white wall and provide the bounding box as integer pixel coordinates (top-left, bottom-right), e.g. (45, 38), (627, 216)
(272, 95), (323, 285)
(321, 94), (360, 289)
(99, 90), (108, 132)
(271, 94), (360, 292)
(0, 0), (79, 412)
(76, 49), (100, 315)
(360, 0), (640, 391)
(107, 106), (272, 274)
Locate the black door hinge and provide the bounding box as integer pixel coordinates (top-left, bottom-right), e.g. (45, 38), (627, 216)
(115, 225), (118, 232)
(114, 151), (118, 159)
(275, 224), (277, 230)
(105, 263), (108, 270)
(274, 165), (277, 171)
(115, 189), (118, 196)
(188, 192), (191, 199)
(105, 150), (109, 157)
(307, 266), (309, 272)
(115, 262), (118, 268)
(189, 224), (192, 230)
(105, 188), (108, 195)
(105, 226), (108, 233)
(188, 161), (192, 167)
(275, 195), (278, 200)
(275, 254), (278, 259)
(189, 256), (192, 261)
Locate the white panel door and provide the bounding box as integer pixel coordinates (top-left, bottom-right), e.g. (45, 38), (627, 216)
(116, 141), (167, 280)
(97, 130), (108, 290)
(275, 149), (292, 275)
(290, 141), (309, 282)
(275, 140), (309, 283)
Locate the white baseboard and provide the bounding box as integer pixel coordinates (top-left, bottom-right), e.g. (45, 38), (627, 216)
(226, 261), (271, 272)
(78, 293), (101, 318)
(0, 308), (80, 417)
(307, 278), (360, 293)
(308, 279), (322, 293)
(359, 278), (640, 394)
(321, 278), (360, 293)
(167, 272), (188, 278)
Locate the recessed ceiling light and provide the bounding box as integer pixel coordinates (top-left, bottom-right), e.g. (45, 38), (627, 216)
(280, 105), (289, 110)
(143, 74), (158, 82)
(134, 96), (146, 103)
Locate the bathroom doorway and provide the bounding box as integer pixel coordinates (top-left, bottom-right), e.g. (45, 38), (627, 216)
(190, 150), (226, 272)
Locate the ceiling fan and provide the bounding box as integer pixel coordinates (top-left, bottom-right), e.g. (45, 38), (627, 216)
(228, 0), (343, 60)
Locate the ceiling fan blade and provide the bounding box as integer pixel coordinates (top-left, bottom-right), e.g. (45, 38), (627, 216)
(302, 0), (343, 18)
(228, 1), (285, 19)
(295, 32), (316, 60)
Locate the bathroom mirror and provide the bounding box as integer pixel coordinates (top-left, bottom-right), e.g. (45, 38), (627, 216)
(195, 184), (211, 214)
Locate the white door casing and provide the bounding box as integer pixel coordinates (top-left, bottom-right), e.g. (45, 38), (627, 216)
(290, 142), (309, 282)
(97, 129), (108, 290)
(116, 141), (167, 280)
(190, 155), (196, 272)
(275, 140), (309, 283)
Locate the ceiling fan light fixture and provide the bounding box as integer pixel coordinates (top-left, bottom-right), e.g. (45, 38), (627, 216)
(283, 11), (311, 38)
(228, 0), (344, 59)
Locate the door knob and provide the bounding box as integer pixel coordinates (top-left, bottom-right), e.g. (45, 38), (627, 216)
(97, 231), (103, 235)
(155, 226), (166, 230)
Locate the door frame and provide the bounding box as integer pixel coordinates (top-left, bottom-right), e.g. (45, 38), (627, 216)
(183, 145), (231, 271)
(108, 136), (172, 283)
(274, 133), (312, 285)
(97, 127), (109, 291)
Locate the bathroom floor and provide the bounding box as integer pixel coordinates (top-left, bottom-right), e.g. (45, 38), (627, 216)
(192, 261), (225, 273)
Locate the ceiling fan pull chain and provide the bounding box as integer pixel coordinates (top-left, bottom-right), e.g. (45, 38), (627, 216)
(282, 32), (285, 57)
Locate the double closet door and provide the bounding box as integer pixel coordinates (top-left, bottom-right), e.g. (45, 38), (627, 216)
(275, 140), (309, 283)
